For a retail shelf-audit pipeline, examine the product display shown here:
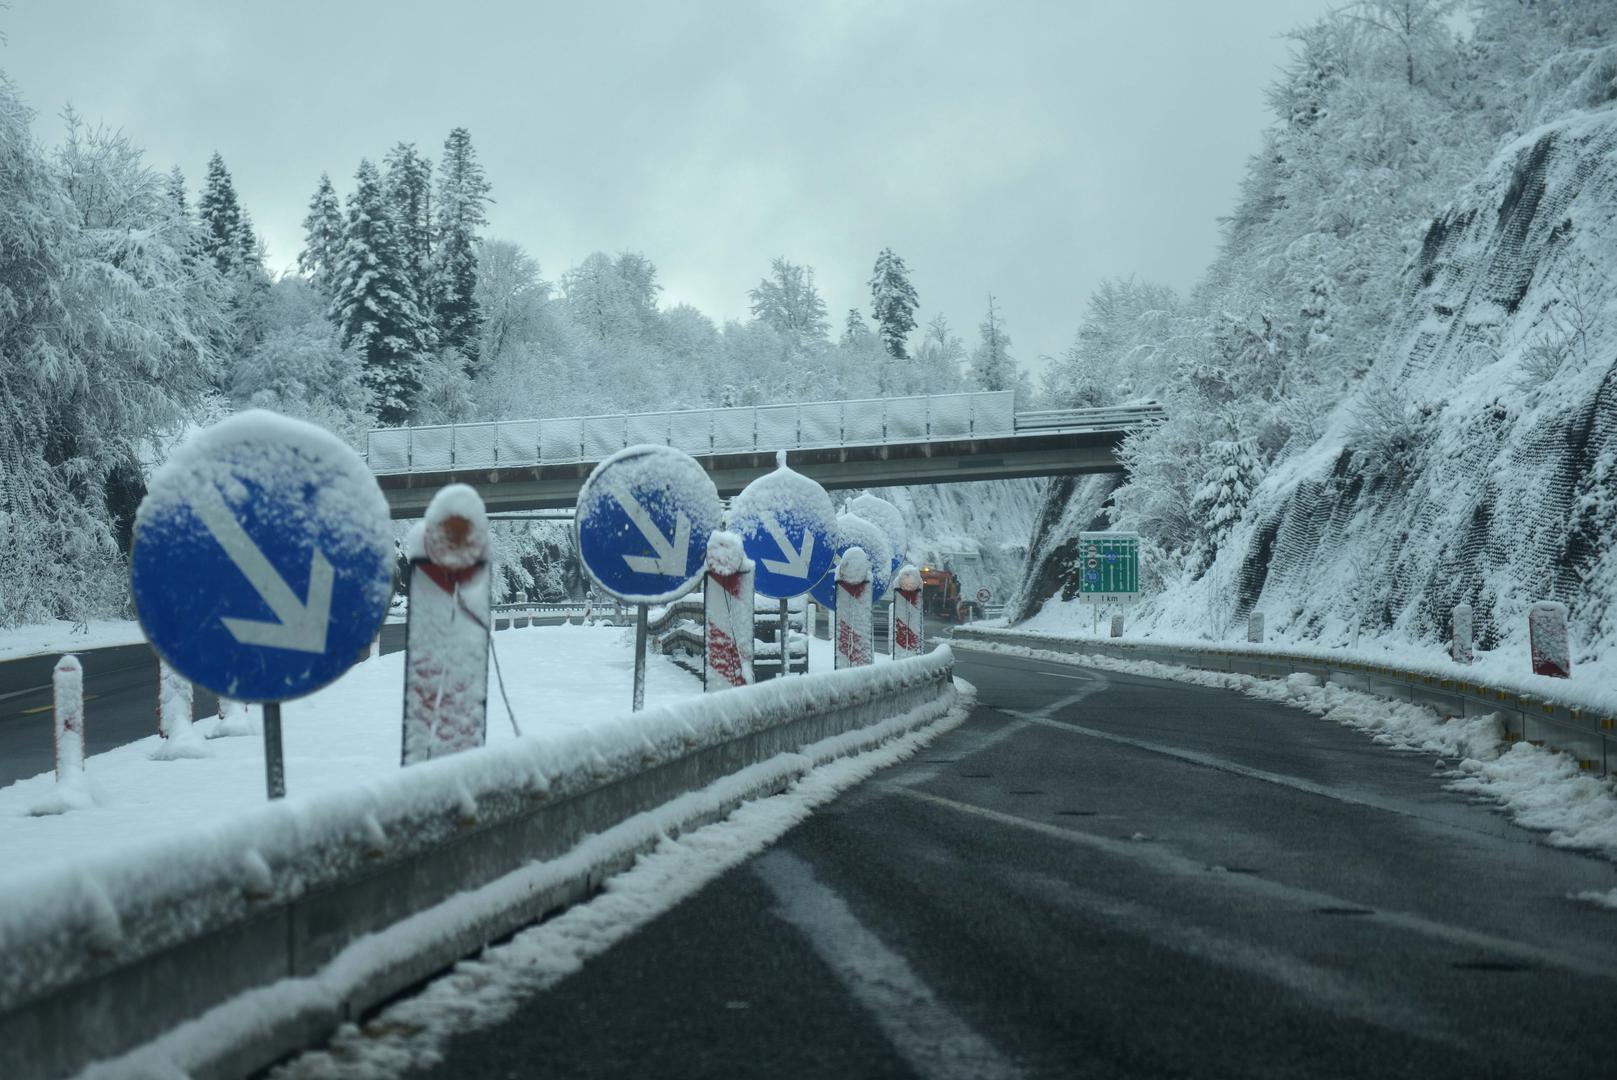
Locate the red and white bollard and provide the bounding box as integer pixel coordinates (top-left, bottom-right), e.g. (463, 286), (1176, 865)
(1247, 612), (1265, 644)
(54, 655), (85, 783)
(835, 546), (874, 670)
(402, 484), (493, 765)
(704, 530), (755, 691)
(1528, 601), (1571, 679)
(1451, 603), (1473, 665)
(153, 659), (206, 760)
(892, 565), (923, 660)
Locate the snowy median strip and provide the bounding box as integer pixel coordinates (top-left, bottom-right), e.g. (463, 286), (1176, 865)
(950, 638), (1617, 873)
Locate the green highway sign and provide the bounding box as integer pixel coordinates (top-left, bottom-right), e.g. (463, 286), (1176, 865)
(1077, 532), (1139, 602)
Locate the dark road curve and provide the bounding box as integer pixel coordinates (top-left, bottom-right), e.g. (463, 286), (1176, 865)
(390, 644), (1617, 1080)
(0, 617), (572, 790)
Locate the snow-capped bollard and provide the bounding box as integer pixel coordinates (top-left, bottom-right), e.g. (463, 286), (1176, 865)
(892, 564), (923, 659)
(54, 655), (85, 782)
(1451, 603), (1473, 665)
(402, 484), (492, 765)
(1528, 601), (1571, 679)
(835, 546), (874, 669)
(1110, 613), (1124, 638)
(158, 660), (194, 740)
(704, 530), (754, 691)
(1247, 612), (1264, 643)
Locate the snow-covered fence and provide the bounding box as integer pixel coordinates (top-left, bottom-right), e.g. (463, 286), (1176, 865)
(365, 392), (1021, 473)
(0, 649), (957, 1080)
(953, 625), (1617, 776)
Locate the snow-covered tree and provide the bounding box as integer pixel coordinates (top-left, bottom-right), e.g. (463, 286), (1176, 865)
(330, 158), (430, 423)
(432, 127), (491, 369)
(198, 152), (244, 277)
(913, 313), (966, 393)
(842, 307), (873, 346)
(749, 257), (829, 350)
(298, 172), (345, 296)
(868, 248), (919, 359)
(1190, 438), (1260, 567)
(968, 295), (1016, 392)
(384, 142), (434, 321)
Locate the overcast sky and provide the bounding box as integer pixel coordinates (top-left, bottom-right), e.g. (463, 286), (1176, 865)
(2, 1), (1335, 377)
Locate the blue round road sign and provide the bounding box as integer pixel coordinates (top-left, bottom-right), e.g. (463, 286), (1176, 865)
(729, 462), (837, 600)
(131, 411), (394, 702)
(808, 513), (894, 608)
(576, 444), (723, 603)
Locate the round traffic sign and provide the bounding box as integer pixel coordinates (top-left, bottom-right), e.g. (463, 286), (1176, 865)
(729, 459), (836, 600)
(976, 586), (993, 603)
(847, 493), (906, 577)
(131, 411), (394, 702)
(809, 513), (893, 608)
(575, 444), (723, 603)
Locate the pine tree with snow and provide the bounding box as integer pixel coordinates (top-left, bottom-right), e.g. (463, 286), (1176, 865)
(1190, 438), (1260, 564)
(432, 128), (492, 370)
(384, 142), (434, 322)
(842, 308), (872, 346)
(298, 172), (345, 296)
(198, 152), (244, 277)
(331, 158), (430, 423)
(969, 294), (1016, 392)
(868, 248), (919, 359)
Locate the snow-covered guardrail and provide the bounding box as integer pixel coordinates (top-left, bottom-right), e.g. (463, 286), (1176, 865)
(0, 649), (958, 1080)
(953, 626), (1616, 775)
(1011, 402), (1166, 433)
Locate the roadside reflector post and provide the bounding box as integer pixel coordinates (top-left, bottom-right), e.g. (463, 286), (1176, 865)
(1248, 612), (1265, 644)
(835, 546), (874, 669)
(1451, 603), (1473, 665)
(1528, 601), (1571, 678)
(157, 660), (193, 740)
(263, 703), (285, 799)
(779, 597), (792, 675)
(54, 655), (85, 784)
(1110, 612), (1124, 638)
(704, 530), (754, 691)
(402, 484), (493, 764)
(893, 565), (923, 659)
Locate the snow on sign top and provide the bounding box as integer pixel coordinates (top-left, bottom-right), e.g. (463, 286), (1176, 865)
(809, 512), (894, 608)
(575, 443), (723, 603)
(131, 410), (394, 703)
(728, 455), (837, 599)
(847, 493), (906, 576)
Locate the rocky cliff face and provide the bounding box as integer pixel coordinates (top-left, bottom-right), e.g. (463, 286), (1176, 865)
(1019, 106), (1617, 667)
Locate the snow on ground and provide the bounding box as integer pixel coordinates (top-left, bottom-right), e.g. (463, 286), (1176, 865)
(0, 618), (146, 662)
(952, 639), (1617, 868)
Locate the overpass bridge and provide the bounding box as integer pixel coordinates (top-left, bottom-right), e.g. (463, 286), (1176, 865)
(365, 391), (1163, 518)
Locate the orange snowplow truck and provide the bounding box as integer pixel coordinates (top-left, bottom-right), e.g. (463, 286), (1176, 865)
(920, 565), (962, 622)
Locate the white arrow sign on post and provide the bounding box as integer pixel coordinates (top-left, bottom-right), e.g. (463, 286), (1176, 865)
(617, 496), (692, 577)
(191, 487), (335, 655)
(759, 513), (815, 579)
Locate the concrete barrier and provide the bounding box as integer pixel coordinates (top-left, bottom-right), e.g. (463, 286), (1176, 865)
(952, 626), (1615, 776)
(0, 649), (957, 1080)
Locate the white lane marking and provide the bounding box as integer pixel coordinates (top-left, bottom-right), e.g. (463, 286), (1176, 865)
(1033, 670), (1092, 681)
(891, 787), (1616, 982)
(754, 850), (1025, 1080)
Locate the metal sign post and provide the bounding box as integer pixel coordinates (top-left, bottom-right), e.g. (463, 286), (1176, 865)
(130, 410), (394, 801)
(575, 444), (723, 712)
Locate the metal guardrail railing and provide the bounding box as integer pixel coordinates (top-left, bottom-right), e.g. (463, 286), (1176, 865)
(364, 394), (1164, 475)
(952, 627), (1617, 776)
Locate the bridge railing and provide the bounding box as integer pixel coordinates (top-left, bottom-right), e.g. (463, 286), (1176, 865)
(1013, 403), (1167, 433)
(367, 391), (1023, 474)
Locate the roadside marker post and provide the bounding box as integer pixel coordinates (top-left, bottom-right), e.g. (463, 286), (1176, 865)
(1110, 613), (1124, 638)
(131, 411), (395, 800)
(1452, 603), (1473, 665)
(703, 530), (754, 691)
(401, 484), (493, 766)
(835, 546), (874, 669)
(1248, 612), (1265, 644)
(1529, 601), (1571, 678)
(53, 655), (84, 784)
(893, 565), (923, 659)
(575, 444), (723, 712)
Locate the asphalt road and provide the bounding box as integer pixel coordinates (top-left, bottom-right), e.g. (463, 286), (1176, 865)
(410, 645), (1617, 1080)
(0, 619), (586, 790)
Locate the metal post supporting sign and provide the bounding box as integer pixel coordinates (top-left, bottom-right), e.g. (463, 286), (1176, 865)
(575, 444), (723, 712)
(130, 410), (395, 800)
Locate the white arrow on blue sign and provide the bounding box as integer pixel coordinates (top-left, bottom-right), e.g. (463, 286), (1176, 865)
(130, 411), (395, 702)
(576, 444), (724, 603)
(808, 512), (894, 609)
(728, 456), (837, 600)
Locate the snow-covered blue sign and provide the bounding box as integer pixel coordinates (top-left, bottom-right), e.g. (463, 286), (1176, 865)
(729, 455), (837, 600)
(847, 493), (907, 579)
(131, 411), (395, 702)
(808, 512), (894, 609)
(576, 444), (723, 603)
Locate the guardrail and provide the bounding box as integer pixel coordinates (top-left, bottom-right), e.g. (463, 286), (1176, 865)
(367, 391), (1020, 474)
(952, 627), (1616, 775)
(0, 650), (958, 1080)
(1013, 403), (1166, 433)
